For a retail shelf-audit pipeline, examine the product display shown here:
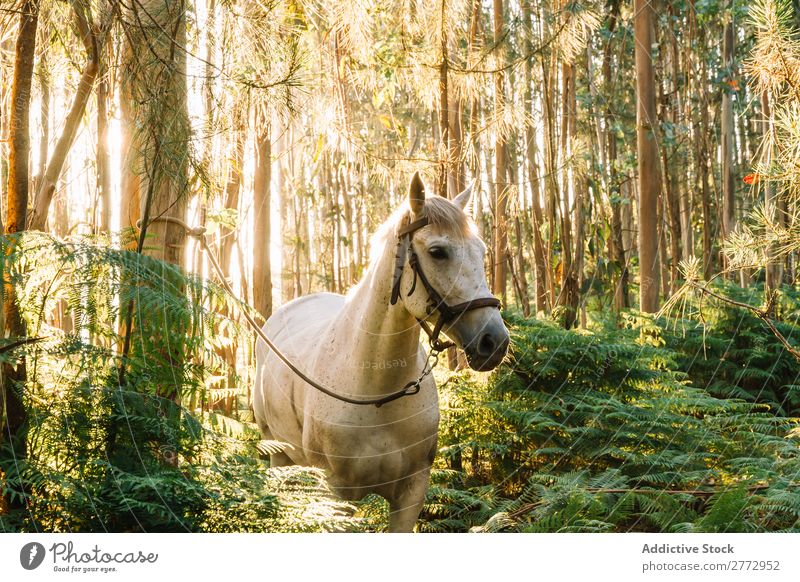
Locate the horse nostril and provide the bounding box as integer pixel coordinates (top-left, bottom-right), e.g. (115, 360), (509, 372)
(477, 333), (497, 357)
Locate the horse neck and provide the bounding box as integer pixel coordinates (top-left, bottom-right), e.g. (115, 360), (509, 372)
(334, 229), (422, 392)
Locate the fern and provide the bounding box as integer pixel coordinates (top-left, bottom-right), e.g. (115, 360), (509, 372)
(431, 310), (800, 533)
(0, 232), (367, 533)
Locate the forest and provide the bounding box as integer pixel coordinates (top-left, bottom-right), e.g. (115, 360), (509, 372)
(1, 0), (800, 533)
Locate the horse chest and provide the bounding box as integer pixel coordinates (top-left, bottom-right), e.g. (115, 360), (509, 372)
(304, 406), (439, 498)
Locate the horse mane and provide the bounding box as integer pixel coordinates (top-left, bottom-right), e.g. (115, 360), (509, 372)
(367, 196), (474, 267)
(417, 196), (472, 234)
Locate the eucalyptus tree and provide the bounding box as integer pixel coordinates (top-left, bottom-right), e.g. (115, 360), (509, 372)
(634, 0), (662, 313)
(2, 0), (39, 505)
(28, 0), (116, 232)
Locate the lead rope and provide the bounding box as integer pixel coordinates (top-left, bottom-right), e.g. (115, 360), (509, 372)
(137, 217), (440, 407)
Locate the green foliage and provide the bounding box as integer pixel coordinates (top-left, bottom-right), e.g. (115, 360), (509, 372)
(661, 282), (800, 415)
(0, 232), (366, 533)
(4, 233), (800, 534)
(431, 312), (800, 533)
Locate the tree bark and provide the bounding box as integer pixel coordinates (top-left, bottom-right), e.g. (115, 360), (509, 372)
(2, 0), (39, 510)
(219, 106), (246, 275)
(634, 0), (662, 312)
(721, 19), (736, 272)
(539, 6), (559, 308)
(96, 33), (112, 233)
(29, 1), (113, 232)
(659, 81), (682, 294)
(118, 0), (190, 433)
(253, 123), (273, 320)
(36, 26), (49, 190)
(523, 0), (549, 314)
(557, 57), (578, 328)
(438, 0), (450, 198)
(762, 91), (782, 294)
(492, 0), (508, 303)
(602, 0), (628, 310)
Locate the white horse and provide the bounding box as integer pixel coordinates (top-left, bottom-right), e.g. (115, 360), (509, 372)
(253, 172), (509, 532)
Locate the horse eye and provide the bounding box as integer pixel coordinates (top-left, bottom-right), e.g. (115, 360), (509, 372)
(428, 247), (448, 260)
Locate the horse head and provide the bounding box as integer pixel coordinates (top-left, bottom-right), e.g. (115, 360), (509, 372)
(394, 172), (510, 371)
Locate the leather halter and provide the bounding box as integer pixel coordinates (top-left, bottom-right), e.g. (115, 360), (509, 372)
(390, 216), (502, 351)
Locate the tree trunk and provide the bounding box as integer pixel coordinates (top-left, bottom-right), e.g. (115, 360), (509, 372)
(118, 0), (190, 446)
(721, 19), (736, 272)
(29, 2), (111, 232)
(96, 35), (112, 233)
(523, 0), (549, 314)
(438, 0), (450, 198)
(219, 107), (246, 275)
(762, 91), (782, 294)
(253, 123), (273, 320)
(448, 97), (465, 196)
(2, 0), (39, 511)
(555, 56), (578, 328)
(539, 7), (559, 308)
(694, 19), (714, 281)
(492, 0), (508, 303)
(602, 0), (628, 311)
(634, 0), (662, 312)
(515, 215), (531, 316)
(36, 27), (49, 190)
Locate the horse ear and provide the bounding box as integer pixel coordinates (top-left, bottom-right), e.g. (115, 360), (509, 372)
(452, 181), (474, 212)
(409, 171), (425, 215)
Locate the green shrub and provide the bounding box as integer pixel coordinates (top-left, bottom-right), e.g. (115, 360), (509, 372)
(433, 312), (800, 532)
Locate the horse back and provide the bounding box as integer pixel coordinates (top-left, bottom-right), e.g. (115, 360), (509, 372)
(263, 292), (344, 342)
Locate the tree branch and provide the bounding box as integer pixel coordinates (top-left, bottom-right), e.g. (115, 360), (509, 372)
(28, 1), (118, 232)
(687, 281), (800, 362)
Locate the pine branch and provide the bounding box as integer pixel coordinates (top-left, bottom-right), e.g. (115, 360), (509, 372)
(687, 280), (800, 361)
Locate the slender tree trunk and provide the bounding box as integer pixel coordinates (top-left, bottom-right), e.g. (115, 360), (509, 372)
(2, 0), (39, 511)
(438, 0), (450, 198)
(660, 100), (682, 294)
(659, 193), (670, 298)
(693, 19), (714, 281)
(721, 18), (736, 273)
(36, 28), (49, 190)
(763, 91), (782, 294)
(467, 0), (484, 242)
(5, 1), (38, 236)
(274, 122), (293, 302)
(253, 123), (273, 320)
(514, 216), (531, 316)
(634, 0), (662, 312)
(602, 0), (629, 311)
(339, 165), (357, 285)
(557, 57), (578, 328)
(492, 0), (508, 303)
(699, 130), (713, 281)
(30, 2), (112, 231)
(219, 107), (246, 274)
(540, 8), (559, 308)
(119, 78), (141, 233)
(523, 0), (549, 314)
(665, 4), (683, 294)
(448, 97), (464, 196)
(678, 10), (694, 266)
(118, 1), (190, 465)
(96, 36), (112, 233)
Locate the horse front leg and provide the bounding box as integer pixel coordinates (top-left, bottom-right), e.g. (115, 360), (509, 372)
(387, 469), (431, 533)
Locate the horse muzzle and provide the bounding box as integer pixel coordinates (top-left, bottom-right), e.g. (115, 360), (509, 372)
(460, 319), (510, 372)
